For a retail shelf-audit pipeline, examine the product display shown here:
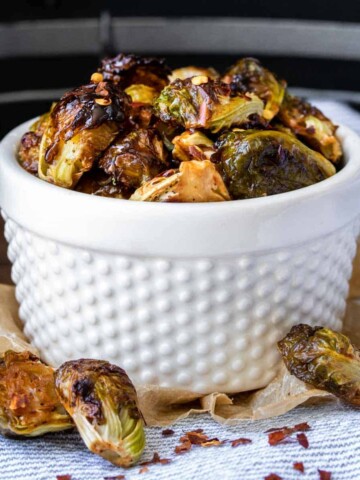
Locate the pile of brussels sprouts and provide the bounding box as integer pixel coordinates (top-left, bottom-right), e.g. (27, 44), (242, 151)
(18, 54), (342, 201)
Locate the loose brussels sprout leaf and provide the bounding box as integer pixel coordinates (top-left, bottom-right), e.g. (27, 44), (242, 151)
(55, 359), (145, 467)
(223, 57), (286, 121)
(172, 130), (215, 162)
(18, 112), (51, 174)
(99, 128), (169, 190)
(278, 93), (342, 163)
(99, 53), (171, 91)
(125, 84), (158, 105)
(75, 169), (126, 198)
(213, 129), (335, 199)
(0, 351), (73, 437)
(278, 324), (360, 406)
(130, 160), (230, 202)
(38, 81), (130, 188)
(169, 66), (220, 82)
(154, 77), (264, 133)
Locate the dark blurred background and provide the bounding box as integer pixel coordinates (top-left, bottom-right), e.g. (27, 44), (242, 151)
(0, 0), (360, 282)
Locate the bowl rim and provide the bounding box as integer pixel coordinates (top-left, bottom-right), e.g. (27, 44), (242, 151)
(1, 118), (360, 257)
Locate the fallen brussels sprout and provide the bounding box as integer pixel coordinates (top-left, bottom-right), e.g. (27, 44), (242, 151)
(278, 93), (342, 163)
(55, 359), (145, 467)
(99, 128), (169, 190)
(169, 66), (220, 82)
(38, 80), (130, 188)
(172, 130), (215, 162)
(213, 129), (336, 199)
(0, 351), (73, 437)
(278, 324), (360, 406)
(223, 57), (286, 121)
(130, 160), (230, 202)
(153, 76), (264, 133)
(99, 53), (170, 91)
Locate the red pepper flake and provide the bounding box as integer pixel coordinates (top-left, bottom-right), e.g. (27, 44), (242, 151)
(293, 462), (304, 473)
(231, 438), (252, 447)
(296, 433), (309, 449)
(201, 439), (222, 447)
(294, 422), (310, 432)
(175, 429), (224, 454)
(139, 467), (149, 474)
(175, 439), (192, 454)
(264, 474), (282, 480)
(162, 428), (175, 436)
(139, 452), (171, 467)
(268, 429), (293, 446)
(318, 470), (332, 480)
(104, 476), (126, 480)
(56, 476), (71, 480)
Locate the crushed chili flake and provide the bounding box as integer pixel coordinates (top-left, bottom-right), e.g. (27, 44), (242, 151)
(162, 428), (175, 436)
(56, 476), (72, 480)
(231, 438), (252, 447)
(296, 433), (309, 449)
(293, 462), (305, 473)
(140, 452), (172, 467)
(104, 476), (126, 480)
(268, 429), (293, 446)
(175, 429), (225, 454)
(175, 439), (192, 454)
(318, 469), (332, 480)
(264, 474), (282, 480)
(201, 439), (222, 447)
(294, 422), (310, 432)
(139, 467), (149, 474)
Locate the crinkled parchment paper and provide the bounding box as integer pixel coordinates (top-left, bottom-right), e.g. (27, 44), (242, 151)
(1, 243), (359, 427)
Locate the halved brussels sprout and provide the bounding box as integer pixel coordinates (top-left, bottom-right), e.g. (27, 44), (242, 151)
(223, 58), (286, 121)
(172, 130), (215, 162)
(18, 112), (51, 174)
(75, 169), (126, 198)
(154, 77), (264, 133)
(213, 129), (336, 199)
(278, 324), (360, 406)
(55, 359), (145, 467)
(0, 351), (73, 437)
(99, 128), (169, 190)
(99, 53), (171, 91)
(38, 81), (130, 188)
(130, 160), (230, 202)
(125, 84), (158, 105)
(169, 66), (220, 82)
(278, 93), (342, 163)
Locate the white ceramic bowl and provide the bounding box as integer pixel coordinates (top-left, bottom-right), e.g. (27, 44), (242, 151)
(1, 119), (360, 394)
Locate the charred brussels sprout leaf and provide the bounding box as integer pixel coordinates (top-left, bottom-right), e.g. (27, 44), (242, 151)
(223, 57), (286, 121)
(38, 81), (130, 188)
(0, 351), (73, 437)
(18, 112), (51, 174)
(278, 324), (360, 406)
(130, 160), (230, 202)
(75, 169), (126, 198)
(153, 77), (264, 133)
(99, 53), (170, 91)
(278, 93), (342, 163)
(214, 129), (335, 199)
(99, 128), (169, 190)
(172, 130), (215, 162)
(169, 66), (220, 82)
(55, 359), (145, 467)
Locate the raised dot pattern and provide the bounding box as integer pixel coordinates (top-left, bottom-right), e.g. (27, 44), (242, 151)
(3, 212), (360, 393)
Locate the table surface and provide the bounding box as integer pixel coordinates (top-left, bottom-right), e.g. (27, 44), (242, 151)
(1, 100), (360, 480)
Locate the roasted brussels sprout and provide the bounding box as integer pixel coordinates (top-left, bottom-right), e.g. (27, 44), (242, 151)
(223, 58), (286, 121)
(172, 130), (215, 162)
(18, 112), (50, 174)
(278, 93), (342, 163)
(55, 359), (145, 467)
(75, 169), (126, 198)
(99, 128), (169, 190)
(99, 53), (170, 91)
(130, 160), (230, 202)
(278, 324), (360, 406)
(153, 76), (264, 133)
(213, 129), (335, 199)
(125, 84), (158, 105)
(0, 351), (73, 437)
(38, 81), (130, 188)
(169, 66), (220, 82)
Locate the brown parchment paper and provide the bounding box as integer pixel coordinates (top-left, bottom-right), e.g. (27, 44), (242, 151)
(2, 243), (360, 427)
